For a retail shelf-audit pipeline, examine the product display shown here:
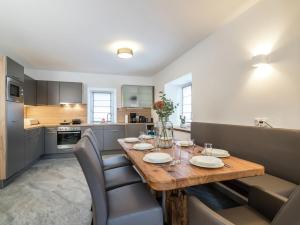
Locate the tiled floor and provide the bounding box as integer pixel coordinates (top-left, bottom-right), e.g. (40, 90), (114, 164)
(0, 158), (92, 225)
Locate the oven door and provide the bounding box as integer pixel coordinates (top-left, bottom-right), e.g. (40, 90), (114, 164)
(57, 131), (81, 151)
(6, 77), (24, 103)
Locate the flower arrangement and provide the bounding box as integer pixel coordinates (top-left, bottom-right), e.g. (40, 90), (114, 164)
(153, 91), (177, 121)
(153, 92), (177, 148)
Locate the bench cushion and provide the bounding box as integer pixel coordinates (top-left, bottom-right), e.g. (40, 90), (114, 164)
(238, 174), (296, 198)
(103, 155), (131, 170)
(218, 206), (270, 225)
(104, 165), (142, 191)
(107, 183), (163, 225)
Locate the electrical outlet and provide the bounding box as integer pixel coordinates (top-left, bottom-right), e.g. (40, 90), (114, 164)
(254, 118), (269, 127)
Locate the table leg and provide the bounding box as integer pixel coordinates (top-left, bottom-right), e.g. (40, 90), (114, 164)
(164, 189), (188, 225)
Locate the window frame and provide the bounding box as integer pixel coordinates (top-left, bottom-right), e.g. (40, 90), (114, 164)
(90, 90), (115, 123)
(181, 83), (192, 124)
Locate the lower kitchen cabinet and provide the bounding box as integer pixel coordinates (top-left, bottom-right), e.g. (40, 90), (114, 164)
(45, 127), (59, 154)
(103, 125), (125, 151)
(125, 124), (147, 137)
(25, 128), (44, 167)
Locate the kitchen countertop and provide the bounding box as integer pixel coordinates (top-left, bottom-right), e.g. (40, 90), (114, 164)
(24, 123), (154, 130)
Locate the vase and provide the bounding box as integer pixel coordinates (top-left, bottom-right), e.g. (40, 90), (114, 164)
(155, 118), (173, 148)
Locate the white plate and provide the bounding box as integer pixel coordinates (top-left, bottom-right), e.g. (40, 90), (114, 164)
(143, 152), (173, 164)
(140, 134), (154, 140)
(133, 143), (154, 151)
(190, 156), (224, 168)
(201, 148), (230, 158)
(124, 137), (140, 143)
(176, 141), (193, 147)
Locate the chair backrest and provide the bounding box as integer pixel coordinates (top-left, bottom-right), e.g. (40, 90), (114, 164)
(82, 128), (104, 169)
(272, 186), (300, 225)
(73, 136), (107, 225)
(191, 122), (300, 184)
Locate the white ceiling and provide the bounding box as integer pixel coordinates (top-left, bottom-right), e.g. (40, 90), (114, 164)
(0, 0), (259, 76)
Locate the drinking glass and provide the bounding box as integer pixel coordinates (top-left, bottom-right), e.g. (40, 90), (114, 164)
(154, 135), (160, 151)
(204, 143), (213, 156)
(139, 131), (145, 143)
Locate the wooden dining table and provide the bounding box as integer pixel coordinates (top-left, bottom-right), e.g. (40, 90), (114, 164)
(118, 139), (265, 225)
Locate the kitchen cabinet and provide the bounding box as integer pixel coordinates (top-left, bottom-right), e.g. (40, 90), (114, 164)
(59, 82), (82, 104)
(24, 75), (37, 106)
(103, 125), (125, 151)
(6, 57), (24, 82)
(122, 85), (154, 108)
(125, 124), (147, 137)
(6, 101), (25, 178)
(25, 128), (44, 166)
(45, 127), (59, 154)
(36, 80), (48, 105)
(47, 81), (60, 105)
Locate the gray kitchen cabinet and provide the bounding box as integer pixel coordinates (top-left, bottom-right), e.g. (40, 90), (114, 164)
(59, 82), (82, 104)
(122, 85), (154, 107)
(47, 81), (60, 105)
(6, 57), (24, 82)
(24, 75), (37, 106)
(36, 80), (48, 105)
(24, 128), (44, 167)
(103, 125), (125, 151)
(91, 127), (104, 151)
(125, 124), (147, 137)
(45, 127), (58, 154)
(6, 101), (25, 178)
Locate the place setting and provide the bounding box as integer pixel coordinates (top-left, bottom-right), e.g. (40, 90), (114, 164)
(189, 143), (231, 169)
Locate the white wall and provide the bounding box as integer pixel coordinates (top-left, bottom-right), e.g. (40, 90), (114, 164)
(25, 69), (154, 107)
(154, 0), (300, 130)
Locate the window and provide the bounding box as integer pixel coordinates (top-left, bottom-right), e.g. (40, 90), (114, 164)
(182, 84), (192, 123)
(90, 91), (114, 123)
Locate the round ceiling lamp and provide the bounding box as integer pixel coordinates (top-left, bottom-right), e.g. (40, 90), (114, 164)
(117, 48), (133, 59)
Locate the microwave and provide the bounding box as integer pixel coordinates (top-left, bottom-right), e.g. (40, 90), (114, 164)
(6, 77), (24, 103)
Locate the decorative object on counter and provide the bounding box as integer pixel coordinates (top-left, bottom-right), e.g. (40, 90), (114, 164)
(153, 91), (178, 148)
(72, 118), (81, 125)
(179, 115), (186, 128)
(60, 120), (71, 125)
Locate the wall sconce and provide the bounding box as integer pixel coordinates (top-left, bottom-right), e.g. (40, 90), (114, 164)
(251, 54), (270, 67)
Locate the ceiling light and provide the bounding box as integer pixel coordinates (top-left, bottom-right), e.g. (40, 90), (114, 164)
(252, 54), (269, 67)
(117, 48), (133, 59)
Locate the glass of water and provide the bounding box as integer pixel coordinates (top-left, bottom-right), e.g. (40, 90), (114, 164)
(204, 143), (213, 156)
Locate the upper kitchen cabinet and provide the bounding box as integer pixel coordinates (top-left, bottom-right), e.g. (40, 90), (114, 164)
(59, 82), (82, 104)
(36, 80), (48, 105)
(24, 75), (37, 106)
(6, 57), (24, 82)
(122, 85), (154, 108)
(47, 81), (60, 105)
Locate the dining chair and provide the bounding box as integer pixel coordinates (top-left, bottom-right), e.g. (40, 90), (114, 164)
(73, 136), (163, 225)
(82, 128), (141, 191)
(188, 185), (300, 225)
(82, 128), (131, 170)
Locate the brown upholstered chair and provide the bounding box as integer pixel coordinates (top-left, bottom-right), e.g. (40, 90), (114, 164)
(188, 185), (300, 225)
(74, 136), (163, 225)
(82, 128), (141, 191)
(82, 128), (131, 170)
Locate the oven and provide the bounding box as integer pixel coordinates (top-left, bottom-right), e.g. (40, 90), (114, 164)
(57, 127), (81, 151)
(6, 77), (24, 103)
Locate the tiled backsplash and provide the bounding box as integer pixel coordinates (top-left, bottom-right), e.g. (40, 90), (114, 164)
(24, 104), (87, 124)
